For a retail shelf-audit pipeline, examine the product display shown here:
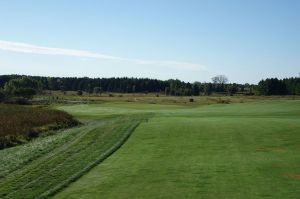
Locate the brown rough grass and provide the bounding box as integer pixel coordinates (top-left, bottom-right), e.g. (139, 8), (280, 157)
(0, 104), (79, 148)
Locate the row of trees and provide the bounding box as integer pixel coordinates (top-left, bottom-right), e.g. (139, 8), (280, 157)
(0, 75), (299, 99)
(257, 78), (300, 95)
(0, 75), (256, 96)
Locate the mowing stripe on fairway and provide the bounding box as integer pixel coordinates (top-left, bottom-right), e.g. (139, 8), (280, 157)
(0, 115), (148, 199)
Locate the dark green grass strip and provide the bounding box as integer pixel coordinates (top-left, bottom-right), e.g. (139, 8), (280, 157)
(0, 115), (146, 199)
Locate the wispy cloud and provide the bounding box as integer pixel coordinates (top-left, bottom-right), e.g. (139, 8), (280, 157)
(0, 40), (206, 71)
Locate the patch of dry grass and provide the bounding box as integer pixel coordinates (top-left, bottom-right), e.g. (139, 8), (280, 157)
(0, 104), (79, 149)
(34, 91), (300, 106)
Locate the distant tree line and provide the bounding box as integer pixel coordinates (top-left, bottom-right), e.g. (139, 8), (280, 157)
(0, 75), (256, 96)
(0, 75), (299, 101)
(257, 78), (300, 95)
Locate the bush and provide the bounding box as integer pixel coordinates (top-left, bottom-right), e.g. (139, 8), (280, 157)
(77, 90), (83, 96)
(93, 87), (102, 94)
(27, 130), (39, 138)
(217, 98), (230, 104)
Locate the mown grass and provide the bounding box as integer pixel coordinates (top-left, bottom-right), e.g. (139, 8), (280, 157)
(1, 99), (299, 198)
(54, 100), (300, 199)
(0, 104), (79, 149)
(0, 113), (149, 199)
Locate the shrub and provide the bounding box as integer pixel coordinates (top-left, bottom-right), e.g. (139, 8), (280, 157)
(217, 98), (230, 104)
(93, 87), (102, 94)
(77, 90), (83, 96)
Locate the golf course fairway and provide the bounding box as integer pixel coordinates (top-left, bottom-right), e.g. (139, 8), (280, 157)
(53, 100), (300, 199)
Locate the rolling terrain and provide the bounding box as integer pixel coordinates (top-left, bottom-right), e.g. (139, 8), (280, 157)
(0, 99), (299, 198)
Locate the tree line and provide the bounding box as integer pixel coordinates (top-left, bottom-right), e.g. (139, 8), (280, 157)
(0, 75), (299, 102)
(257, 77), (300, 95)
(0, 75), (256, 96)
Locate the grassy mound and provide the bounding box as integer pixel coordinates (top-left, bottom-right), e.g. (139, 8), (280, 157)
(0, 104), (79, 149)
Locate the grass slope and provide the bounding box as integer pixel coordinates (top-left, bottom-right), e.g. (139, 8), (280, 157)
(0, 113), (147, 199)
(54, 100), (300, 199)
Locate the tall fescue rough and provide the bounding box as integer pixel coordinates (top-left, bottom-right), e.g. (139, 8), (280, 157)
(0, 104), (79, 149)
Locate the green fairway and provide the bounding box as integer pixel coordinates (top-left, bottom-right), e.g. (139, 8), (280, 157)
(53, 100), (300, 199)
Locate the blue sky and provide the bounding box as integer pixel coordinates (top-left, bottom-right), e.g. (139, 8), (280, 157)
(0, 0), (299, 83)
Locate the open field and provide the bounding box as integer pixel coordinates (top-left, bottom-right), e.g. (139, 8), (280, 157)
(53, 100), (300, 199)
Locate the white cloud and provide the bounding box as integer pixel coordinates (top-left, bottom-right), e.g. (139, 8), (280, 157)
(0, 40), (206, 71)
